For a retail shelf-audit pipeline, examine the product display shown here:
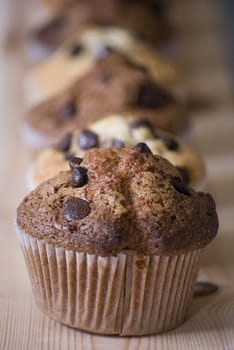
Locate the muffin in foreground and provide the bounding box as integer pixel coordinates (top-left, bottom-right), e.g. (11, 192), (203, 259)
(16, 146), (218, 335)
(27, 114), (205, 191)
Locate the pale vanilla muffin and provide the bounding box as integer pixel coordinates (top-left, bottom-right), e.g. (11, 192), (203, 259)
(27, 114), (204, 191)
(25, 25), (177, 106)
(16, 146), (218, 335)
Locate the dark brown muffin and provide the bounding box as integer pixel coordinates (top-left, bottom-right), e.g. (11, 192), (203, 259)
(26, 25), (177, 105)
(32, 0), (170, 52)
(17, 147), (218, 256)
(34, 2), (118, 50)
(16, 146), (218, 335)
(23, 52), (188, 149)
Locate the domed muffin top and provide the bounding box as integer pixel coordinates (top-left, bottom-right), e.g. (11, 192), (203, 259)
(17, 146), (218, 256)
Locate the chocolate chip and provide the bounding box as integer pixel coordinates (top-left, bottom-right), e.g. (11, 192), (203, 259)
(62, 197), (90, 221)
(47, 17), (64, 29)
(111, 139), (124, 148)
(172, 177), (191, 196)
(70, 43), (83, 56)
(100, 72), (112, 83)
(59, 103), (77, 120)
(159, 135), (179, 151)
(130, 118), (155, 133)
(69, 156), (83, 170)
(136, 83), (171, 108)
(148, 0), (166, 13)
(70, 166), (88, 187)
(176, 167), (190, 185)
(55, 133), (72, 152)
(133, 142), (153, 154)
(95, 45), (114, 59)
(131, 118), (152, 129)
(103, 46), (114, 53)
(38, 17), (64, 36)
(78, 130), (99, 149)
(193, 281), (219, 298)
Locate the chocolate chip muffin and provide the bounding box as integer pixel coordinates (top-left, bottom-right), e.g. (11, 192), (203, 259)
(23, 52), (186, 149)
(27, 114), (205, 191)
(29, 2), (118, 61)
(41, 0), (167, 13)
(30, 1), (170, 59)
(25, 25), (177, 106)
(16, 146), (218, 335)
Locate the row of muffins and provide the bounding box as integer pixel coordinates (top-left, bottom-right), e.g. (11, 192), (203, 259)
(23, 26), (204, 191)
(16, 0), (218, 336)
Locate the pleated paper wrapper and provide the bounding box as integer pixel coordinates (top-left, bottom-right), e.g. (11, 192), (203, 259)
(16, 227), (201, 335)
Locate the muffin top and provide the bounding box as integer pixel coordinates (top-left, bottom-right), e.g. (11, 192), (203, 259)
(30, 114), (204, 190)
(26, 25), (176, 105)
(18, 146), (218, 256)
(24, 52), (186, 148)
(33, 2), (118, 50)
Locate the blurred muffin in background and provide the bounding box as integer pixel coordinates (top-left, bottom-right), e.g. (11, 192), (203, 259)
(22, 52), (187, 149)
(31, 0), (170, 58)
(27, 114), (204, 191)
(25, 25), (177, 106)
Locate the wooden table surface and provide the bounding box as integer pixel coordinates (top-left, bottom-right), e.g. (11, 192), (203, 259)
(0, 0), (234, 349)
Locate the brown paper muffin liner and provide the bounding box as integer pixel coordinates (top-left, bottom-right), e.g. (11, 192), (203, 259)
(16, 227), (201, 335)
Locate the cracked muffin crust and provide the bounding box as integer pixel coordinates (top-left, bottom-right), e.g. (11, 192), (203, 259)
(16, 145), (218, 335)
(18, 146), (218, 256)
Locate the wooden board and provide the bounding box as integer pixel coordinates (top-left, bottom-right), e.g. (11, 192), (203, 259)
(0, 0), (234, 349)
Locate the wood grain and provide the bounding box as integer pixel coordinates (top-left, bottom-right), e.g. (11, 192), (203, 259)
(0, 0), (234, 348)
